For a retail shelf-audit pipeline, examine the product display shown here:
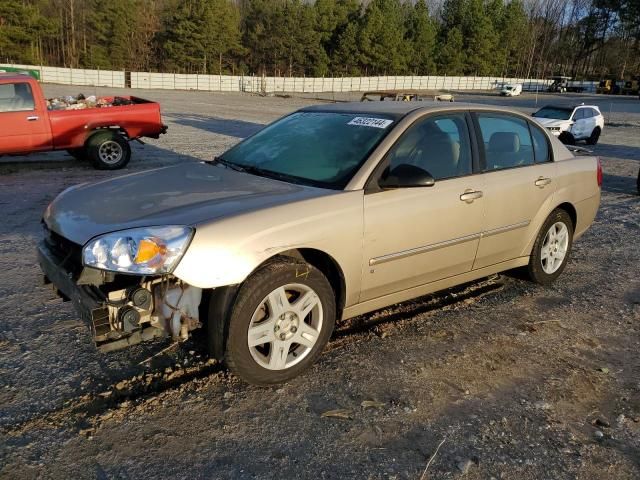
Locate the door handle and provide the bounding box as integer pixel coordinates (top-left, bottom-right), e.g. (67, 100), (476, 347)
(535, 177), (552, 188)
(459, 190), (483, 203)
(26, 116), (39, 121)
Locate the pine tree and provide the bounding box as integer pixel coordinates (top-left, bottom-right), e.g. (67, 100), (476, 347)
(358, 0), (409, 75)
(405, 0), (437, 75)
(438, 27), (465, 75)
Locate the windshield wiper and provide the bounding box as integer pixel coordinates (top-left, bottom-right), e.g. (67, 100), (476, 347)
(237, 165), (298, 182)
(206, 156), (247, 173)
(207, 157), (322, 187)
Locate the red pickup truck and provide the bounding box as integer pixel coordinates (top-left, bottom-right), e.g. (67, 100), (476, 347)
(0, 74), (167, 169)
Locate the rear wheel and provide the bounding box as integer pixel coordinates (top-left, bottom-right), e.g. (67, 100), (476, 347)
(527, 209), (574, 285)
(586, 127), (601, 145)
(224, 258), (336, 385)
(86, 131), (131, 170)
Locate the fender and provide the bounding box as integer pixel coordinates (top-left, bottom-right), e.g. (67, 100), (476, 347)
(172, 190), (364, 308)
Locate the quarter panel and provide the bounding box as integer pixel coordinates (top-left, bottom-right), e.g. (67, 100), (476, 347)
(521, 155), (600, 254)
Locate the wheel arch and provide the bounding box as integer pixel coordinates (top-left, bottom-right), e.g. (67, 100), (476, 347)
(555, 202), (577, 231)
(264, 248), (346, 320)
(84, 126), (130, 146)
(204, 247), (347, 361)
(522, 201), (578, 257)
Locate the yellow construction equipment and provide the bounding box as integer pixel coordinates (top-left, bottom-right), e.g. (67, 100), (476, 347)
(596, 79), (621, 94)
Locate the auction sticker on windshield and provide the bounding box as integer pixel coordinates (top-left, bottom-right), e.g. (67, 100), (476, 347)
(347, 117), (394, 129)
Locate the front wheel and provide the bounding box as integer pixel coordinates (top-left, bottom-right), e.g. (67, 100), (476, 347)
(527, 209), (574, 285)
(224, 258), (336, 385)
(558, 131), (575, 145)
(86, 131), (131, 170)
(586, 127), (601, 145)
(66, 148), (86, 161)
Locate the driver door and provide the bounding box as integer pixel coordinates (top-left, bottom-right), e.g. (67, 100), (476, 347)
(570, 108), (586, 139)
(360, 113), (484, 302)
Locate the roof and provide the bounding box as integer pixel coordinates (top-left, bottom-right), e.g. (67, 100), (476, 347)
(538, 103), (599, 111)
(301, 101), (525, 118)
(0, 73), (34, 82)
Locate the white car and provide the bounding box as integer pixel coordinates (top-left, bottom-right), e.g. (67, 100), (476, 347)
(532, 104), (604, 145)
(500, 83), (522, 96)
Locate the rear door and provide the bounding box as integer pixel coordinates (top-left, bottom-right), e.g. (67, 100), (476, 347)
(360, 112), (485, 301)
(0, 81), (51, 153)
(471, 112), (557, 269)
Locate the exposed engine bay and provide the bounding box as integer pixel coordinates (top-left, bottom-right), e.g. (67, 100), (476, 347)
(88, 276), (203, 353)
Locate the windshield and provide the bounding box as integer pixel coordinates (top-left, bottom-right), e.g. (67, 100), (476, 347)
(533, 107), (573, 120)
(219, 111), (396, 189)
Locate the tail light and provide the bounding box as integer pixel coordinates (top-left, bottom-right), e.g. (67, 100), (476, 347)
(596, 157), (603, 187)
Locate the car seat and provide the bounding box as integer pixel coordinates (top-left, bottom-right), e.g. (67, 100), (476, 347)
(411, 123), (460, 179)
(10, 83), (34, 111)
(487, 132), (520, 169)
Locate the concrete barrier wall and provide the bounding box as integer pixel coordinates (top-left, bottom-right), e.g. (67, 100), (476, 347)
(1, 64), (599, 94)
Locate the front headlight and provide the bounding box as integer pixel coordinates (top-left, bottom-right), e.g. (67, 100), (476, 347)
(548, 127), (562, 131)
(82, 226), (193, 274)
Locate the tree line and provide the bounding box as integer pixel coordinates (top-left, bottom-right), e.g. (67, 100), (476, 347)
(1, 0), (639, 79)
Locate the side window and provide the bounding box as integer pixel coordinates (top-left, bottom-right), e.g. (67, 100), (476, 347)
(0, 83), (35, 112)
(476, 113), (534, 170)
(382, 113), (472, 182)
(590, 108), (599, 118)
(573, 108), (585, 120)
(529, 123), (551, 163)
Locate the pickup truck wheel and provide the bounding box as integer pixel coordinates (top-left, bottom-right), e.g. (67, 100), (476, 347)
(586, 127), (601, 145)
(225, 258), (336, 385)
(527, 209), (574, 285)
(87, 131), (131, 170)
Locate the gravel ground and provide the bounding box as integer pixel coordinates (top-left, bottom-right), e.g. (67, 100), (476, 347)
(0, 86), (639, 479)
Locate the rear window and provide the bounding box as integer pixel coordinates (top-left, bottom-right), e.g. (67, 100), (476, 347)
(0, 82), (35, 112)
(529, 124), (551, 163)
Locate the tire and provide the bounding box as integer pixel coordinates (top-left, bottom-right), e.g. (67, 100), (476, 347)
(224, 257), (336, 385)
(558, 131), (575, 145)
(527, 209), (574, 285)
(66, 148), (86, 161)
(586, 127), (601, 145)
(86, 130), (131, 170)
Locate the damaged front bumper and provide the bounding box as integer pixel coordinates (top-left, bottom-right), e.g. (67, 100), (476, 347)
(37, 238), (203, 353)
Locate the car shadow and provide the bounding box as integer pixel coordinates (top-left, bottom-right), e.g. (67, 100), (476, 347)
(601, 172), (639, 195)
(165, 113), (264, 139)
(594, 143), (640, 161)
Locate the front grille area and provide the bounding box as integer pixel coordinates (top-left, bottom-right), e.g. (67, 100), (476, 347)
(42, 222), (83, 278)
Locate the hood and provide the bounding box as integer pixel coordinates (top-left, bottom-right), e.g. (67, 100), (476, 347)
(533, 117), (572, 128)
(44, 162), (333, 245)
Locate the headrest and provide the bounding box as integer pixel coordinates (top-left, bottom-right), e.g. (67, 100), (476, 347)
(489, 132), (520, 153)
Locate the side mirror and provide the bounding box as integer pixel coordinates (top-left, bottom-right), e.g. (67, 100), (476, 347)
(379, 164), (435, 189)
